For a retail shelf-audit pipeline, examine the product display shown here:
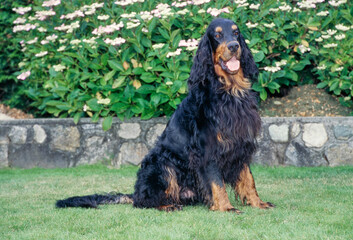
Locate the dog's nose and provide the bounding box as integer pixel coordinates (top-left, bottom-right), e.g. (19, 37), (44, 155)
(227, 42), (239, 53)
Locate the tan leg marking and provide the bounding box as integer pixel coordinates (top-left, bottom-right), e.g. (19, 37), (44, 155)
(235, 164), (274, 209)
(210, 182), (242, 213)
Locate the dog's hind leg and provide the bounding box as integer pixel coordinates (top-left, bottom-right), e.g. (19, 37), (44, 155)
(132, 150), (183, 211)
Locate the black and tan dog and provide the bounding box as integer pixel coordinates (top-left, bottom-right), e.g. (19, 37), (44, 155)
(56, 18), (274, 212)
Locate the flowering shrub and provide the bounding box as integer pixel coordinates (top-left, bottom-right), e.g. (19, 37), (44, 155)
(9, 0), (353, 128)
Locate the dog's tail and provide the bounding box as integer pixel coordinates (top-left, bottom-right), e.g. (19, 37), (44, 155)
(55, 192), (133, 209)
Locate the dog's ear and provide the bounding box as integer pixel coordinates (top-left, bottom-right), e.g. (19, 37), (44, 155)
(187, 34), (214, 90)
(239, 33), (258, 81)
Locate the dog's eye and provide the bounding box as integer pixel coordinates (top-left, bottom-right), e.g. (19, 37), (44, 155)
(233, 31), (239, 36)
(215, 33), (221, 39)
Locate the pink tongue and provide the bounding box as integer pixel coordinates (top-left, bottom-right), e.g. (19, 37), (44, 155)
(226, 57), (240, 71)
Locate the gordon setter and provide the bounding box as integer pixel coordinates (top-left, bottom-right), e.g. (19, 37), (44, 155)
(56, 18), (274, 212)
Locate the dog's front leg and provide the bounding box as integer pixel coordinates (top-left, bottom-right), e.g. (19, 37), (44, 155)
(196, 162), (241, 213)
(235, 164), (275, 209)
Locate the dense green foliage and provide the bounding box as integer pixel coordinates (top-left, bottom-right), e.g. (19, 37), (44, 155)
(1, 164), (352, 239)
(5, 0), (353, 128)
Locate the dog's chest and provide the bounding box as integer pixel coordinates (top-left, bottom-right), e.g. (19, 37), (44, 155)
(214, 94), (260, 143)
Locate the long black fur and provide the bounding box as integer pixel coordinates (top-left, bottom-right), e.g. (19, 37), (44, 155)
(56, 18), (261, 210)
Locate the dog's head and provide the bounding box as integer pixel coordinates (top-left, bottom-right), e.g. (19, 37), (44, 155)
(188, 18), (258, 95)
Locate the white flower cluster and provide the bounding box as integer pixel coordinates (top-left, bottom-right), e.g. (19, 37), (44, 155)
(126, 19), (141, 29)
(269, 8), (279, 12)
(177, 9), (189, 15)
(13, 23), (36, 33)
(206, 7), (229, 17)
(151, 3), (174, 19)
(38, 27), (47, 32)
(104, 37), (126, 46)
(334, 66), (344, 72)
(42, 0), (61, 7)
(234, 0), (249, 8)
(279, 3), (291, 11)
(264, 23), (275, 28)
(335, 24), (350, 31)
(246, 22), (258, 28)
(17, 71), (31, 80)
(192, 0), (211, 5)
(166, 48), (182, 58)
(298, 44), (311, 53)
(275, 59), (287, 67)
(60, 10), (84, 20)
(323, 43), (338, 48)
(80, 3), (104, 15)
(328, 0), (347, 7)
(13, 17), (26, 24)
(53, 64), (66, 72)
(292, 7), (301, 13)
(92, 22), (124, 36)
(57, 46), (66, 52)
(46, 34), (58, 42)
(97, 15), (110, 21)
(297, 0), (324, 9)
(35, 10), (56, 21)
(115, 0), (144, 6)
(326, 29), (337, 35)
(83, 37), (98, 48)
(152, 43), (165, 50)
(121, 12), (137, 18)
(179, 39), (199, 51)
(334, 34), (345, 40)
(27, 37), (38, 44)
(35, 51), (48, 57)
(317, 11), (329, 16)
(317, 64), (326, 70)
(249, 4), (260, 10)
(97, 98), (111, 105)
(172, 1), (188, 8)
(13, 7), (31, 15)
(54, 21), (80, 33)
(264, 66), (281, 73)
(315, 37), (323, 42)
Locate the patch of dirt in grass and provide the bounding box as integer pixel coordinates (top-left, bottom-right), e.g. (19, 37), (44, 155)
(259, 84), (352, 117)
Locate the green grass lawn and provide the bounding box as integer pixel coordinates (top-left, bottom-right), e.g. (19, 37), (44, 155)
(0, 164), (352, 240)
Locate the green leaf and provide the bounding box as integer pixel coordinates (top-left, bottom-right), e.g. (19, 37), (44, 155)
(254, 51), (265, 62)
(317, 82), (328, 88)
(112, 76), (126, 89)
(141, 72), (157, 83)
(260, 89), (268, 101)
(87, 99), (103, 111)
(104, 70), (116, 82)
(102, 116), (113, 131)
(136, 85), (156, 94)
(108, 60), (124, 71)
(158, 27), (170, 40)
(329, 80), (339, 92)
(73, 112), (82, 124)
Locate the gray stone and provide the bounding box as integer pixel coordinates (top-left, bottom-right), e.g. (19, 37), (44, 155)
(9, 144), (70, 168)
(146, 124), (166, 147)
(118, 142), (148, 165)
(118, 123), (141, 139)
(254, 141), (285, 166)
(325, 143), (353, 166)
(50, 126), (80, 152)
(8, 126), (27, 144)
(291, 123), (301, 138)
(285, 141), (328, 166)
(302, 123), (328, 148)
(76, 136), (115, 166)
(0, 144), (8, 168)
(268, 124), (289, 143)
(33, 125), (47, 143)
(0, 136), (9, 144)
(333, 125), (353, 140)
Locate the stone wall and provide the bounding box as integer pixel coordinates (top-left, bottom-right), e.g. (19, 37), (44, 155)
(0, 117), (352, 168)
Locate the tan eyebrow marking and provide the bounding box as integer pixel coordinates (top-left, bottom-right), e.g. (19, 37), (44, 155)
(215, 26), (222, 32)
(232, 25), (238, 30)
